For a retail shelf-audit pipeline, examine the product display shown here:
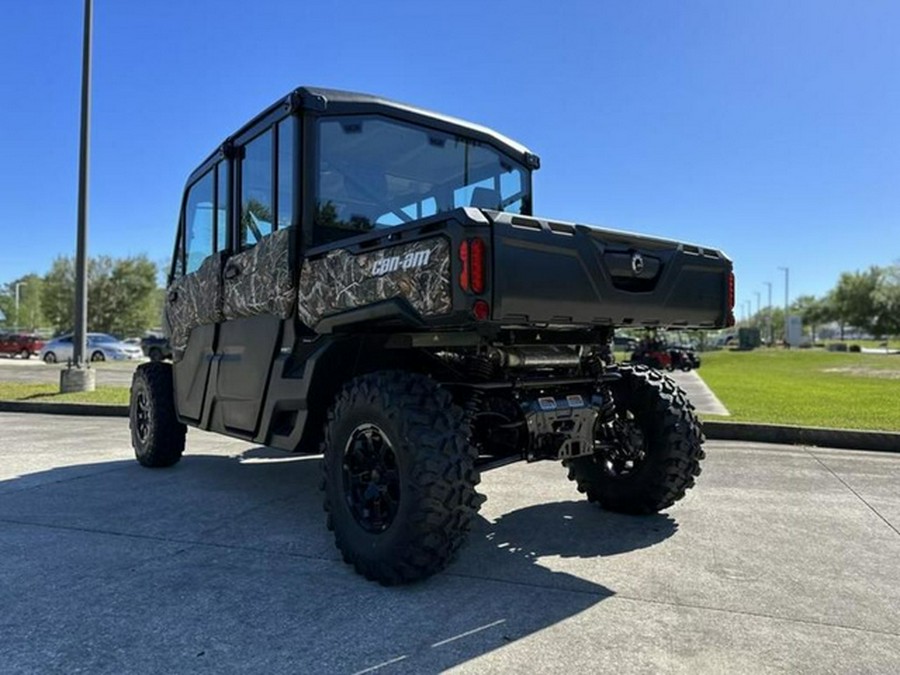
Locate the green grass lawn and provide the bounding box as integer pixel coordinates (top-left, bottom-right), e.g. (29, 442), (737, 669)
(0, 382), (130, 405)
(698, 349), (900, 431)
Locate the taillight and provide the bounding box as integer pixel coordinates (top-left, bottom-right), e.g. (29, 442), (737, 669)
(458, 237), (486, 294)
(458, 241), (470, 292)
(472, 299), (490, 321)
(470, 238), (485, 294)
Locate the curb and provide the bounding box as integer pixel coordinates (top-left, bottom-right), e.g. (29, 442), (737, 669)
(0, 401), (128, 418)
(703, 420), (900, 453)
(1, 401), (897, 453)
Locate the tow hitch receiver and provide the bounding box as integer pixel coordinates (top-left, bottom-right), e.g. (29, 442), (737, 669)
(524, 393), (603, 461)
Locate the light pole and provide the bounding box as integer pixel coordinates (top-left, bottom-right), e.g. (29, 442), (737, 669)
(778, 266), (789, 343)
(754, 291), (761, 326)
(765, 281), (773, 346)
(61, 0), (95, 393)
(14, 282), (27, 331)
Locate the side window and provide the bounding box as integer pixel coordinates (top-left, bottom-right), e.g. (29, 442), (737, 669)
(184, 171), (214, 274)
(240, 130), (274, 248)
(277, 119), (295, 229)
(215, 161), (229, 252)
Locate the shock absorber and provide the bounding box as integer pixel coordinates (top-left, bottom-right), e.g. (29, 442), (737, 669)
(465, 354), (496, 381)
(596, 385), (617, 427)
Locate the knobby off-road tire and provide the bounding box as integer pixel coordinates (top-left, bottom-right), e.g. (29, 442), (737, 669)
(566, 364), (704, 514)
(322, 371), (482, 585)
(129, 361), (186, 468)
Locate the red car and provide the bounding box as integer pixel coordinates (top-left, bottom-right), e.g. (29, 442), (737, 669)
(0, 333), (45, 359)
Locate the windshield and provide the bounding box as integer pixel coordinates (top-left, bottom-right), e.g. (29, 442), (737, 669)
(314, 115), (530, 245)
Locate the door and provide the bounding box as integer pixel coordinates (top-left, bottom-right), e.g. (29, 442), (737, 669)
(167, 168), (225, 423)
(213, 120), (297, 436)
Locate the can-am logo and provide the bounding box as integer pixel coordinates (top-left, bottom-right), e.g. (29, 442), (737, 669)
(371, 249), (432, 276)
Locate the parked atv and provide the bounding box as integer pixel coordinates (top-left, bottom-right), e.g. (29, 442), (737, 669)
(129, 86), (733, 585)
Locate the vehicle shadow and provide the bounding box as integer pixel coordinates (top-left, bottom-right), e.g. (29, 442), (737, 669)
(0, 447), (678, 674)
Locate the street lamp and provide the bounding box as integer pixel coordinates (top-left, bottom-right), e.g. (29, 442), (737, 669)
(755, 292), (761, 327)
(60, 0), (95, 393)
(778, 266), (790, 343)
(764, 281), (773, 345)
(14, 282), (27, 331)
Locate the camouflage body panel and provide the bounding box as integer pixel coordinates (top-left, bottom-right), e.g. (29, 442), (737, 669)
(166, 253), (224, 354)
(223, 228), (295, 321)
(297, 237), (451, 327)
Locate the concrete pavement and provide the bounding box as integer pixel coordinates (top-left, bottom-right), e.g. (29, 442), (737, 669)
(668, 369), (730, 416)
(1, 413), (899, 673)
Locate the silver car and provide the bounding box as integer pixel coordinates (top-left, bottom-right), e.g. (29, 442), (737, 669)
(41, 333), (144, 364)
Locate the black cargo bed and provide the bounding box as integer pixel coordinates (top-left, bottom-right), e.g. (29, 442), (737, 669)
(487, 212), (732, 328)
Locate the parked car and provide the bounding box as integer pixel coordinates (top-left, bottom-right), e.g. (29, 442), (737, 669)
(140, 334), (172, 361)
(612, 334), (639, 352)
(0, 333), (45, 359)
(40, 333), (144, 363)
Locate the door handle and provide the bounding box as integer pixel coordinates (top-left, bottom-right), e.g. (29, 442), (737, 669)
(224, 263), (241, 280)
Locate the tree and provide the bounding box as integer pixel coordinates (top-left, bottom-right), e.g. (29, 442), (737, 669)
(41, 255), (160, 336)
(872, 264), (900, 340)
(0, 275), (46, 330)
(829, 268), (880, 339)
(792, 294), (834, 341)
(42, 257), (76, 334)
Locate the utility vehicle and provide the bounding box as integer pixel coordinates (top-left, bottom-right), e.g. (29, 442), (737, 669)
(129, 87), (734, 584)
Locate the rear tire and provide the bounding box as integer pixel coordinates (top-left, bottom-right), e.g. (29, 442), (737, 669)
(566, 365), (704, 514)
(322, 370), (482, 585)
(43, 352), (56, 364)
(19, 349), (30, 360)
(90, 350), (105, 362)
(130, 361), (186, 468)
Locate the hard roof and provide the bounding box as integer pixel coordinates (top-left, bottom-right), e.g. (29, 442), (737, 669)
(190, 86), (539, 183)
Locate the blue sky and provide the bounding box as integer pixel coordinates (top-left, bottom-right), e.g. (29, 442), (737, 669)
(1, 1), (897, 317)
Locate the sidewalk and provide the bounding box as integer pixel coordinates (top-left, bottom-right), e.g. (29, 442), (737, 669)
(668, 370), (729, 416)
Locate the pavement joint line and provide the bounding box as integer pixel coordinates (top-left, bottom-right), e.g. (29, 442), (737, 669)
(0, 463), (133, 496)
(607, 592), (900, 640)
(0, 516), (339, 565)
(446, 570), (900, 640)
(805, 448), (900, 539)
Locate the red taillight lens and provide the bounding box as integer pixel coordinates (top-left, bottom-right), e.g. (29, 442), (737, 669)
(469, 238), (485, 294)
(458, 241), (470, 292)
(472, 299), (490, 321)
(459, 238), (487, 294)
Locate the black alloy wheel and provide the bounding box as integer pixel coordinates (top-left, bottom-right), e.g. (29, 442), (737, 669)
(342, 423), (401, 533)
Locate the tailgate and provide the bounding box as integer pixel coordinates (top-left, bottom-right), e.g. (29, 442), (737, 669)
(488, 212), (733, 328)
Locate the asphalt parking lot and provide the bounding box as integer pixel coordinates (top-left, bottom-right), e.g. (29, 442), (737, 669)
(1, 413), (899, 674)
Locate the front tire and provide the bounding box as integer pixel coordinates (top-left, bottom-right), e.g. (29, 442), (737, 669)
(43, 352), (57, 364)
(19, 349), (31, 360)
(90, 350), (105, 362)
(129, 361), (186, 468)
(322, 371), (482, 585)
(566, 365), (704, 514)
